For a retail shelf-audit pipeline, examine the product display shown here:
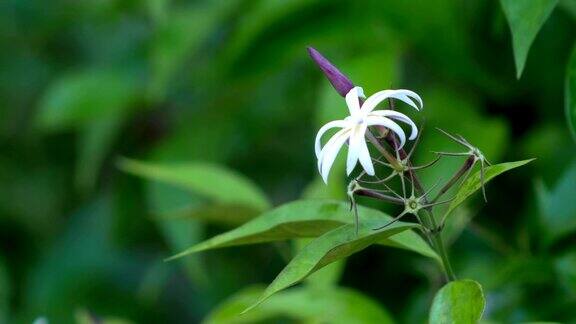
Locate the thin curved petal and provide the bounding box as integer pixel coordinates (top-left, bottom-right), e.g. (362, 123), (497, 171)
(357, 132), (374, 176)
(318, 128), (348, 166)
(392, 90), (423, 110)
(369, 110), (418, 140)
(318, 128), (350, 183)
(315, 120), (348, 158)
(346, 123), (367, 175)
(366, 116), (407, 149)
(362, 89), (423, 113)
(345, 86), (365, 115)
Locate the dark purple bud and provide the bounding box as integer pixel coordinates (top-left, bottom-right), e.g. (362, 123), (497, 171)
(307, 47), (354, 97)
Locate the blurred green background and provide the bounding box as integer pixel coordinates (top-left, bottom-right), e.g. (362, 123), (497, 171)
(1, 0), (575, 323)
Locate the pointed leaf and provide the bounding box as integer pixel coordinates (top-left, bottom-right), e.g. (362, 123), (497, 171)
(555, 251), (576, 296)
(500, 0), (559, 78)
(443, 159), (534, 220)
(149, 1), (241, 100)
(379, 230), (439, 261)
(566, 44), (576, 142)
(167, 200), (353, 259)
(429, 279), (485, 324)
(204, 286), (394, 324)
(118, 158), (270, 212)
(244, 219), (417, 312)
(76, 114), (125, 192)
(36, 70), (137, 131)
(537, 159), (576, 243)
(167, 200), (439, 263)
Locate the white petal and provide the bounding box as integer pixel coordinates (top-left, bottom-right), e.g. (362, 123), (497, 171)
(345, 86), (365, 115)
(346, 123), (367, 175)
(318, 128), (350, 183)
(315, 120), (348, 158)
(362, 89), (423, 113)
(369, 110), (418, 140)
(357, 132), (374, 175)
(388, 89), (423, 110)
(366, 116), (407, 149)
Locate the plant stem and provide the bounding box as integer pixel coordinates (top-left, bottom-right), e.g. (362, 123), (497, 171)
(430, 224), (457, 281)
(384, 132), (456, 282)
(420, 210), (456, 282)
(431, 155), (475, 203)
(354, 188), (405, 205)
(366, 131), (403, 170)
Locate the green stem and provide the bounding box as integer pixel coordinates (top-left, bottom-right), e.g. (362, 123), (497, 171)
(431, 229), (456, 281)
(420, 210), (456, 282)
(382, 124), (456, 281)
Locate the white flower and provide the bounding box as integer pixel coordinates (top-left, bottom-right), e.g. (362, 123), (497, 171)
(315, 86), (423, 183)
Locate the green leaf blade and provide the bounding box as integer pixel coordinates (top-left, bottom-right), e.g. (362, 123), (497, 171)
(566, 44), (576, 142)
(118, 159), (271, 212)
(36, 70), (137, 131)
(443, 159), (534, 220)
(204, 286), (394, 324)
(244, 219), (417, 313)
(429, 279), (486, 324)
(165, 200), (355, 260)
(537, 159), (576, 243)
(166, 200), (439, 263)
(500, 0), (559, 78)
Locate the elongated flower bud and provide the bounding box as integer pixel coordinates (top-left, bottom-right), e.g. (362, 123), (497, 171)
(307, 47), (354, 97)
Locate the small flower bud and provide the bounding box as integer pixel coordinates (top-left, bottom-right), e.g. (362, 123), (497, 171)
(307, 47), (354, 97)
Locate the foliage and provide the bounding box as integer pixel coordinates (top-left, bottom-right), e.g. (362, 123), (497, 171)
(0, 0), (575, 323)
(499, 0), (559, 78)
(429, 280), (485, 324)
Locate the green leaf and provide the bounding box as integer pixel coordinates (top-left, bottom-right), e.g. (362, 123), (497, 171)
(537, 159), (576, 243)
(182, 204), (262, 227)
(295, 239), (346, 289)
(76, 114), (125, 192)
(0, 257), (9, 323)
(560, 0), (576, 19)
(500, 0), (559, 78)
(379, 230), (439, 261)
(24, 196), (129, 322)
(415, 87), (509, 190)
(146, 180), (210, 288)
(204, 286), (394, 324)
(167, 200), (351, 258)
(566, 44), (576, 142)
(75, 308), (135, 324)
(149, 1), (240, 100)
(244, 219), (417, 312)
(443, 159), (534, 220)
(555, 252), (576, 297)
(166, 200), (439, 263)
(429, 279), (485, 324)
(218, 0), (325, 70)
(118, 158), (271, 212)
(36, 70), (137, 131)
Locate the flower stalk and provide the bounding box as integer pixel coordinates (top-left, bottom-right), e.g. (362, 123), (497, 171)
(389, 133), (457, 281)
(366, 131), (403, 170)
(432, 155), (475, 203)
(354, 188), (405, 205)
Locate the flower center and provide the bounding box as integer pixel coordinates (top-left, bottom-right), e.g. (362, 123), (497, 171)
(347, 114), (365, 125)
